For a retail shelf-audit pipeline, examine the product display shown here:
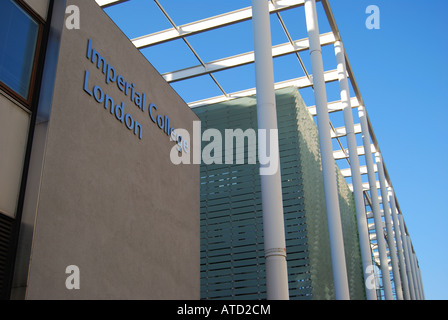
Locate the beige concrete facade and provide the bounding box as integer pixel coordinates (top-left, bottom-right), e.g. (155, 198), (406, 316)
(13, 0), (200, 299)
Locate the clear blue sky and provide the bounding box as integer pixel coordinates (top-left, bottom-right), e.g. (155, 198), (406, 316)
(105, 0), (448, 300)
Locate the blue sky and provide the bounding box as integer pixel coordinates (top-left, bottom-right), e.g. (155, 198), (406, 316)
(104, 0), (448, 300)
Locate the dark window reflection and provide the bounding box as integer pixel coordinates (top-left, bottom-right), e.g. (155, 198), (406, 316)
(0, 0), (39, 100)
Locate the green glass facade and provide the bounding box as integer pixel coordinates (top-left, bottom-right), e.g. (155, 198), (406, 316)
(194, 87), (365, 300)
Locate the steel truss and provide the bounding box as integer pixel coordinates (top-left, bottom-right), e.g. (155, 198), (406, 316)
(97, 0), (424, 300)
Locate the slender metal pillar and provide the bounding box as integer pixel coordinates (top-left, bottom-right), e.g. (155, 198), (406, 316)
(399, 214), (416, 299)
(375, 153), (403, 300)
(414, 253), (423, 300)
(415, 260), (423, 300)
(358, 106), (393, 300)
(334, 41), (376, 300)
(389, 189), (410, 300)
(417, 265), (425, 300)
(251, 0), (289, 300)
(407, 236), (420, 299)
(304, 0), (349, 300)
(414, 252), (423, 300)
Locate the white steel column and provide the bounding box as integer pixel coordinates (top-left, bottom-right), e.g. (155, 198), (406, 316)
(358, 106), (393, 300)
(414, 252), (423, 300)
(399, 214), (416, 299)
(407, 236), (420, 299)
(415, 260), (423, 300)
(304, 0), (350, 300)
(375, 153), (403, 300)
(334, 41), (376, 300)
(417, 265), (425, 300)
(251, 0), (289, 300)
(389, 188), (410, 300)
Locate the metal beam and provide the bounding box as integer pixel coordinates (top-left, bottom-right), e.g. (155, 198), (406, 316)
(308, 96), (359, 116)
(96, 0), (129, 8)
(163, 32), (335, 82)
(271, 0), (313, 86)
(153, 0), (229, 98)
(333, 144), (376, 160)
(340, 164), (377, 178)
(132, 0), (308, 48)
(348, 181), (382, 192)
(366, 209), (384, 219)
(330, 123), (361, 138)
(189, 69), (339, 108)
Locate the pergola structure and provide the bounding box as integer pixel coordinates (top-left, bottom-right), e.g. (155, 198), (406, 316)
(97, 0), (424, 300)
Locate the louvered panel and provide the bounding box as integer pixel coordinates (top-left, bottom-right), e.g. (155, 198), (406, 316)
(197, 87), (311, 300)
(0, 213), (15, 300)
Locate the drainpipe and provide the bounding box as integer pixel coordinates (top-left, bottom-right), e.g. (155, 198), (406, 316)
(304, 0), (349, 300)
(375, 153), (403, 300)
(251, 0), (289, 300)
(358, 106), (393, 299)
(334, 40), (376, 300)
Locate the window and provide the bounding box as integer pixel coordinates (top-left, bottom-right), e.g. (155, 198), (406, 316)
(0, 0), (42, 107)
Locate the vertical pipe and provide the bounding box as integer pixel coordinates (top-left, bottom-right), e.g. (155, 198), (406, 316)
(417, 265), (425, 300)
(399, 214), (416, 299)
(375, 154), (403, 300)
(415, 261), (423, 300)
(389, 189), (410, 300)
(358, 106), (393, 300)
(413, 253), (422, 300)
(334, 41), (376, 300)
(251, 0), (289, 300)
(407, 236), (420, 299)
(414, 254), (423, 300)
(304, 0), (350, 300)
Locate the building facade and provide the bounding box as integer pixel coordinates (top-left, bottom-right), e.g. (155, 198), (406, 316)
(0, 0), (200, 299)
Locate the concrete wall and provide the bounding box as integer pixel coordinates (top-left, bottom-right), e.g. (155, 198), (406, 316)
(17, 0), (200, 299)
(22, 0), (50, 20)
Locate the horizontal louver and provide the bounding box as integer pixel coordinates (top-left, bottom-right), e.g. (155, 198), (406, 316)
(0, 212), (14, 300)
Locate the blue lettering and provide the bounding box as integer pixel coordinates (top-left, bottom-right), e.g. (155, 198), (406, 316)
(117, 75), (125, 91)
(164, 115), (169, 135)
(125, 113), (134, 130)
(106, 64), (116, 84)
(177, 135), (183, 152)
(93, 85), (104, 103)
(86, 39), (92, 60)
(141, 93), (146, 112)
(115, 102), (124, 123)
(104, 94), (114, 114)
(83, 70), (92, 96)
(134, 122), (142, 140)
(157, 115), (164, 130)
(149, 104), (157, 123)
(134, 91), (141, 109)
(125, 82), (132, 96)
(91, 48), (107, 73)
